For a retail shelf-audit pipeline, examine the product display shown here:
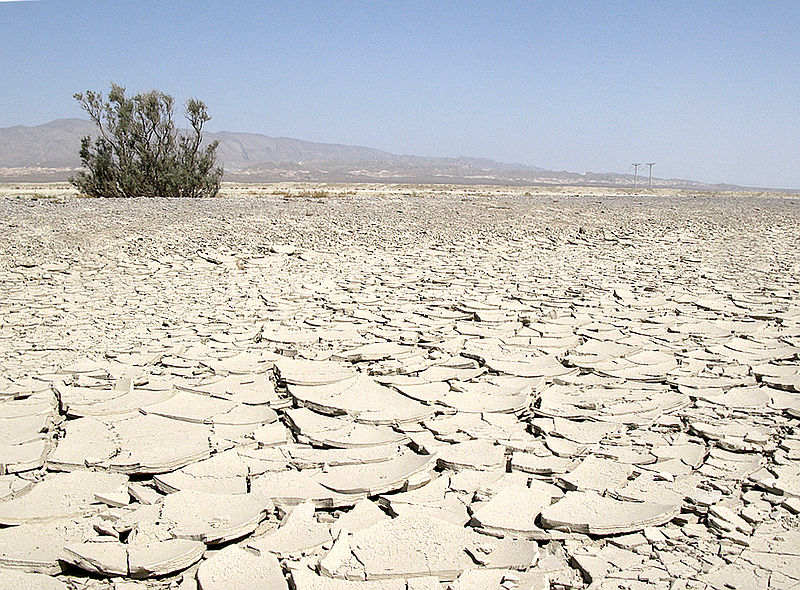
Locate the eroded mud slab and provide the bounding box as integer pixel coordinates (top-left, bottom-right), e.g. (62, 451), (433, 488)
(0, 186), (799, 588)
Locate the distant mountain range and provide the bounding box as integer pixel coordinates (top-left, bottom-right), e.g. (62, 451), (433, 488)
(0, 118), (744, 189)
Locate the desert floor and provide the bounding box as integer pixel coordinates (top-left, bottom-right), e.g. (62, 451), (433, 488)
(0, 183), (799, 589)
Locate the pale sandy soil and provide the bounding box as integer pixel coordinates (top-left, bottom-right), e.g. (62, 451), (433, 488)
(0, 184), (798, 589)
(1, 180), (797, 201)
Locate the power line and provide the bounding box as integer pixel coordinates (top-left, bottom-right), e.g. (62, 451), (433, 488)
(631, 163), (641, 188)
(646, 162), (655, 188)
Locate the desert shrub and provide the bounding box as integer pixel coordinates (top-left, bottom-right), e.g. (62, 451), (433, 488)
(70, 83), (223, 198)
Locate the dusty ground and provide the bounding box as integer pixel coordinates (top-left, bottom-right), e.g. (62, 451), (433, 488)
(0, 183), (799, 589)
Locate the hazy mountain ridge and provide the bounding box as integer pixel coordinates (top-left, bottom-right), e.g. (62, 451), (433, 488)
(0, 119), (95, 168)
(0, 118), (742, 189)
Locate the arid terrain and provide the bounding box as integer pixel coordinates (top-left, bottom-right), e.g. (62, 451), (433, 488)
(0, 183), (799, 589)
(0, 121), (766, 190)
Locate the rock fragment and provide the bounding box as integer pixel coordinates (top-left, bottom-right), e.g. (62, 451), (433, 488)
(0, 570), (67, 590)
(320, 514), (538, 581)
(158, 490), (267, 544)
(196, 544), (287, 590)
(0, 471), (127, 525)
(540, 490), (680, 535)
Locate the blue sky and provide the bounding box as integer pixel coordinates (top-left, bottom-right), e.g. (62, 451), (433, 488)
(1, 1), (799, 187)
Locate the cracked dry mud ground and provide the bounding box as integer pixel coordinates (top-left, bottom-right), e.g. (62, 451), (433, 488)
(0, 187), (799, 590)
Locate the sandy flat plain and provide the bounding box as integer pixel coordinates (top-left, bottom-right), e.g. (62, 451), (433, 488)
(0, 182), (799, 589)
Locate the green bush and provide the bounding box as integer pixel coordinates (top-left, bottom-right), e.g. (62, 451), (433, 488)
(70, 83), (223, 198)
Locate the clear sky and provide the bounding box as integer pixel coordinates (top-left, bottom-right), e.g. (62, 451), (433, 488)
(1, 1), (799, 188)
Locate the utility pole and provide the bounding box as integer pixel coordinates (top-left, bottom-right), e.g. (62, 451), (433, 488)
(631, 163), (641, 188)
(646, 162), (655, 188)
